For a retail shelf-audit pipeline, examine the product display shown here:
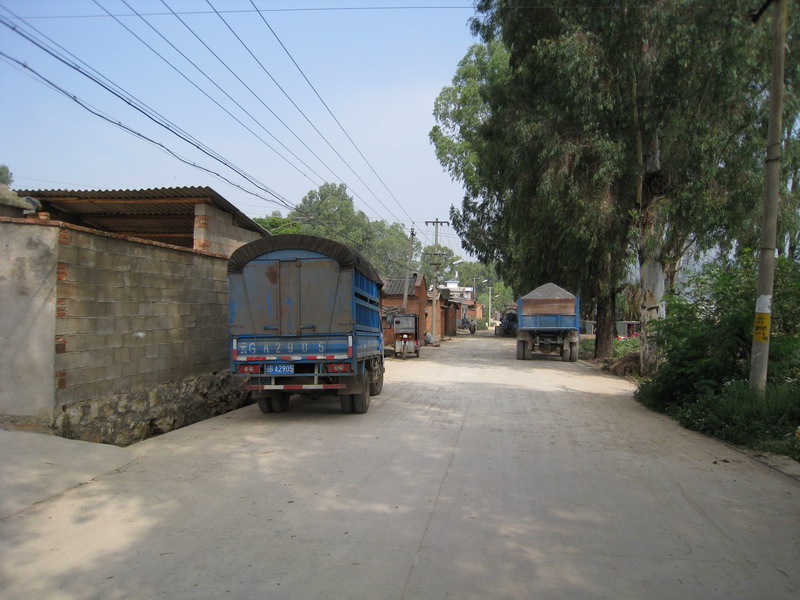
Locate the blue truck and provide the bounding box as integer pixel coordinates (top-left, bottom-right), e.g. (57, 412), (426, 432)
(228, 234), (385, 414)
(516, 283), (580, 362)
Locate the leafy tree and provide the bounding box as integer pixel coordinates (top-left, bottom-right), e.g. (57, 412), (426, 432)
(367, 219), (420, 278)
(432, 38), (627, 357)
(419, 244), (458, 285)
(289, 183), (372, 249)
(435, 1), (781, 364)
(252, 210), (302, 235)
(0, 164), (12, 185)
(283, 183), (418, 277)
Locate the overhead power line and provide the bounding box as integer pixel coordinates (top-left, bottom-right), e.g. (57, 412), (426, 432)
(248, 0), (417, 225)
(0, 50), (295, 210)
(91, 0), (325, 188)
(5, 5), (475, 20)
(202, 0), (408, 226)
(154, 0), (384, 222)
(0, 16), (295, 209)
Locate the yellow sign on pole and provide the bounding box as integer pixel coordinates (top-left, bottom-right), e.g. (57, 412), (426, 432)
(754, 313), (771, 343)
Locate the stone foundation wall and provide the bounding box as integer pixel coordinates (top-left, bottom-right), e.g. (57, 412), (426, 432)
(55, 371), (251, 446)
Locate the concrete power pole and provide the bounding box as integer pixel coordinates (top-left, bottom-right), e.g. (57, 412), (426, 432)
(426, 219), (449, 344)
(749, 0), (787, 393)
(402, 227), (415, 311)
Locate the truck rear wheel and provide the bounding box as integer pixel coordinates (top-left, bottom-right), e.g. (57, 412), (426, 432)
(516, 340), (526, 360)
(560, 345), (570, 362)
(369, 368), (384, 396)
(569, 342), (578, 362)
(339, 394), (354, 413)
(352, 375), (371, 414)
(270, 393), (290, 412)
(257, 398), (273, 414)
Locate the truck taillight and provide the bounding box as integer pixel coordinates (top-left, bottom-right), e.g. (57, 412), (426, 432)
(324, 363), (351, 373)
(237, 364), (261, 374)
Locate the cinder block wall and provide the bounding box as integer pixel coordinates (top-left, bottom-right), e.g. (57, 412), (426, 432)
(54, 226), (230, 405)
(1, 218), (255, 445)
(193, 203), (261, 256)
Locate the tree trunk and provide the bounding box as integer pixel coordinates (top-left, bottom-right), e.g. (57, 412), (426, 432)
(595, 292), (616, 359)
(639, 255), (665, 375)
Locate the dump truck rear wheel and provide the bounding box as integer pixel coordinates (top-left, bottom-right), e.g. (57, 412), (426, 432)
(257, 398), (273, 414)
(560, 345), (570, 362)
(516, 341), (526, 360)
(352, 375), (371, 414)
(569, 342), (578, 362)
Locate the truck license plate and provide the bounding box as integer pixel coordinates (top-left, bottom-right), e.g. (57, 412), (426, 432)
(265, 364), (294, 374)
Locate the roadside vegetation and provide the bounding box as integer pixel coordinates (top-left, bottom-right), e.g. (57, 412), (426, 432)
(576, 256), (800, 460)
(636, 256), (800, 460)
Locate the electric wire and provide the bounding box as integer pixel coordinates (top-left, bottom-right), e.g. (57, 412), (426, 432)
(0, 50), (295, 210)
(248, 0), (417, 226)
(3, 5), (476, 21)
(0, 13), (314, 211)
(203, 0), (408, 226)
(1, 2), (462, 258)
(2, 48), (422, 272)
(92, 0), (325, 188)
(156, 0), (384, 222)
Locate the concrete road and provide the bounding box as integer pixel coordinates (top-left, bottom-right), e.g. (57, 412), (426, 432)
(1, 334), (798, 599)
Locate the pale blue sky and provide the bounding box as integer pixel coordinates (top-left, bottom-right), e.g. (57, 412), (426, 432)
(0, 1), (478, 252)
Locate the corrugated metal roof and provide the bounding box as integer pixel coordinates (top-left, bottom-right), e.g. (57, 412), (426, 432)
(15, 186), (267, 248)
(381, 274), (423, 296)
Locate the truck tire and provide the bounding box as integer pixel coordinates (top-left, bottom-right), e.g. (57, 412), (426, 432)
(257, 398), (273, 414)
(516, 340), (526, 360)
(339, 394), (354, 413)
(369, 368), (384, 396)
(569, 342), (578, 362)
(352, 376), (371, 414)
(270, 393), (290, 413)
(560, 345), (570, 362)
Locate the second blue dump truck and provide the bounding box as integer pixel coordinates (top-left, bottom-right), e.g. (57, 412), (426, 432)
(516, 283), (580, 362)
(228, 234), (384, 414)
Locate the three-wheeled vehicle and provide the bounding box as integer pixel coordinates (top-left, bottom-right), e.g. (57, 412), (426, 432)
(393, 313), (420, 359)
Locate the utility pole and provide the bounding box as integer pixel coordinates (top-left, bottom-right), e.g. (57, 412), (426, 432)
(487, 286), (493, 326)
(749, 0), (787, 393)
(402, 227), (415, 311)
(426, 219), (449, 344)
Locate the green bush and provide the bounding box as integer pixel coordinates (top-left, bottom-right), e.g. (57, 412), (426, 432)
(613, 336), (640, 358)
(577, 336), (640, 358)
(636, 256), (799, 411)
(669, 381), (800, 460)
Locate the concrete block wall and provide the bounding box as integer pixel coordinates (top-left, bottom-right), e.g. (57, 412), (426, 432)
(54, 225), (230, 408)
(193, 203), (261, 256)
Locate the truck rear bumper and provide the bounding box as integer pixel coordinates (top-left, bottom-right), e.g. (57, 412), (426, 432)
(245, 383), (346, 391)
